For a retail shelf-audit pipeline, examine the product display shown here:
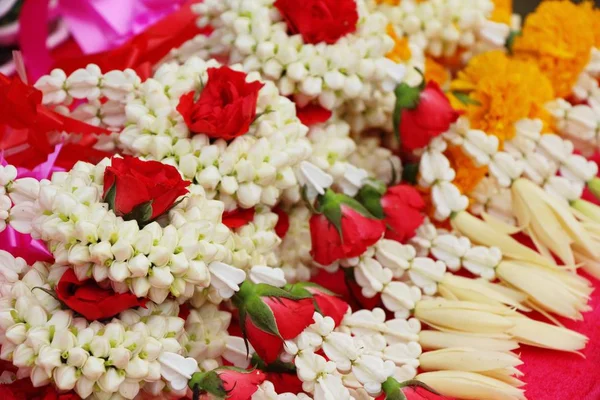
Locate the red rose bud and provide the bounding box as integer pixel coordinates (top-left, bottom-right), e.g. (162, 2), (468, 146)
(381, 185), (425, 243)
(309, 189), (385, 266)
(273, 206), (290, 239)
(222, 208), (256, 229)
(380, 378), (451, 400)
(274, 0), (359, 45)
(393, 81), (459, 151)
(285, 282), (349, 327)
(103, 156), (189, 224)
(56, 269), (147, 321)
(177, 66), (264, 140)
(232, 281), (315, 363)
(189, 368), (266, 400)
(296, 104), (333, 127)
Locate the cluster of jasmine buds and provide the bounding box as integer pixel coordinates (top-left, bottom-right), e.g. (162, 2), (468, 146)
(0, 164), (18, 232)
(7, 159), (243, 305)
(369, 0), (510, 60)
(277, 206), (313, 283)
(230, 208), (281, 270)
(283, 311), (399, 398)
(409, 219), (502, 279)
(349, 135), (403, 187)
(547, 99), (600, 156)
(417, 137), (469, 220)
(443, 117), (524, 188)
(571, 47), (600, 102)
(181, 0), (406, 113)
(503, 118), (598, 202)
(34, 64), (140, 131)
(118, 57), (312, 210)
(0, 255), (197, 399)
(181, 304), (236, 370)
(469, 177), (515, 225)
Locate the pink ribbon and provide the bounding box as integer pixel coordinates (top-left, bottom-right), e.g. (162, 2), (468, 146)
(19, 0), (187, 81)
(0, 144), (64, 264)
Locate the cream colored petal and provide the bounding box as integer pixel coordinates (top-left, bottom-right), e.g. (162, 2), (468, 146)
(416, 371), (526, 400)
(419, 348), (522, 373)
(507, 316), (588, 352)
(451, 211), (555, 268)
(418, 331), (520, 352)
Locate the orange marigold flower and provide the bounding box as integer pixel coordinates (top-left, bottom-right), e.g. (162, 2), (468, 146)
(490, 0), (512, 25)
(513, 0), (596, 98)
(386, 24), (412, 63)
(450, 51), (554, 143)
(425, 57), (450, 87)
(445, 145), (488, 196)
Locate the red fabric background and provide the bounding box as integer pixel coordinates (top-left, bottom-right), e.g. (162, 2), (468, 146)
(520, 273), (600, 399)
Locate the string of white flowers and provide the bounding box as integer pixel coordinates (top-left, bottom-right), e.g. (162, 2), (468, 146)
(570, 47), (600, 102)
(117, 56), (312, 210)
(368, 0), (510, 61)
(547, 98), (600, 156)
(417, 137), (469, 220)
(0, 254), (196, 399)
(171, 0), (407, 116)
(283, 311), (398, 398)
(0, 164), (17, 233)
(6, 158), (246, 305)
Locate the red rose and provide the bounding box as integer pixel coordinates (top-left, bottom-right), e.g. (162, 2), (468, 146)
(381, 185), (425, 243)
(222, 208), (256, 229)
(265, 372), (304, 394)
(103, 156), (189, 223)
(56, 269), (147, 321)
(274, 207), (290, 238)
(305, 286), (349, 327)
(177, 66), (264, 140)
(309, 190), (385, 266)
(274, 0), (359, 45)
(244, 295), (315, 363)
(233, 281), (316, 364)
(219, 369), (266, 400)
(296, 104), (332, 127)
(398, 82), (459, 151)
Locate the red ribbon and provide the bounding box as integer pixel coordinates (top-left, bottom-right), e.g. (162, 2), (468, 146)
(0, 73), (112, 169)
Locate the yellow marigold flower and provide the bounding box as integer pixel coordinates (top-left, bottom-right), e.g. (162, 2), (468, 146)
(490, 0), (512, 25)
(450, 51), (554, 143)
(513, 0), (596, 98)
(386, 24), (412, 63)
(445, 146), (488, 196)
(376, 0), (400, 4)
(425, 57), (450, 87)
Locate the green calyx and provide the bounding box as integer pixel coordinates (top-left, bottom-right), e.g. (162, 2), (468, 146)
(189, 371), (227, 400)
(382, 377), (442, 400)
(355, 179), (387, 220)
(402, 162), (420, 185)
(588, 177), (600, 202)
(103, 182), (154, 227)
(505, 30), (522, 55)
(232, 280), (314, 355)
(393, 83), (423, 145)
(316, 189), (380, 239)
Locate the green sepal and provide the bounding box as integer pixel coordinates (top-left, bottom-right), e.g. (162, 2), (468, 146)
(505, 30), (522, 55)
(451, 91), (481, 106)
(188, 371), (227, 399)
(284, 282), (339, 315)
(122, 200), (153, 224)
(393, 83), (422, 144)
(316, 189), (379, 240)
(382, 377), (407, 400)
(245, 294), (283, 340)
(251, 353), (297, 373)
(588, 177), (600, 201)
(254, 284), (313, 301)
(402, 162), (420, 185)
(355, 180), (387, 220)
(103, 182), (117, 212)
